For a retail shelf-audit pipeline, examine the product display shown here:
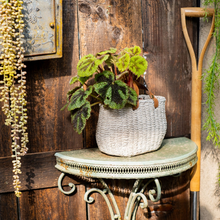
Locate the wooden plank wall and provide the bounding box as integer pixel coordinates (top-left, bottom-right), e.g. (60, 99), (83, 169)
(142, 0), (198, 138)
(0, 0), (197, 219)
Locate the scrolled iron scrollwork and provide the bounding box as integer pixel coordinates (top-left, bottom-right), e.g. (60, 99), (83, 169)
(57, 173), (76, 195)
(84, 188), (108, 204)
(141, 178), (161, 202)
(84, 178), (121, 220)
(57, 175), (161, 220)
(124, 178), (161, 220)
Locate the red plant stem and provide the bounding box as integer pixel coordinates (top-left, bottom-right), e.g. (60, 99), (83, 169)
(114, 65), (117, 76)
(128, 71), (133, 88)
(98, 66), (103, 72)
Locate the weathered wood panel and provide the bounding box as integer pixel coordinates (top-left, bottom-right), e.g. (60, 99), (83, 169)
(0, 152), (82, 193)
(25, 0), (82, 153)
(86, 170), (190, 220)
(0, 0), (197, 220)
(144, 170), (191, 220)
(0, 103), (11, 157)
(0, 193), (17, 220)
(86, 180), (131, 220)
(142, 0), (197, 138)
(19, 186), (86, 220)
(78, 0), (143, 148)
(77, 0), (197, 219)
(0, 0), (86, 219)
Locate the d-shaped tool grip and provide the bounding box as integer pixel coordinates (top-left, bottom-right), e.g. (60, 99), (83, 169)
(181, 7), (215, 193)
(182, 7), (214, 17)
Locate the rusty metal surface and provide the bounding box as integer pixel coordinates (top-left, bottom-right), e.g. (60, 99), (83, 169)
(23, 0), (56, 56)
(55, 137), (198, 179)
(0, 0), (62, 61)
(57, 174), (161, 220)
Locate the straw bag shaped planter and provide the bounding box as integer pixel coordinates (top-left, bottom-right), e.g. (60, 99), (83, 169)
(96, 95), (167, 157)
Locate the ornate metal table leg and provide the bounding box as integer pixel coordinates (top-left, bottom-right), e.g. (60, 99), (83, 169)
(124, 178), (161, 220)
(57, 173), (76, 195)
(58, 174), (161, 220)
(84, 178), (121, 220)
(124, 179), (143, 220)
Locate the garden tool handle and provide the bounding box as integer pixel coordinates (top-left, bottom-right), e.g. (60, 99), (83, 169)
(183, 7), (214, 17)
(181, 8), (215, 73)
(181, 7), (215, 192)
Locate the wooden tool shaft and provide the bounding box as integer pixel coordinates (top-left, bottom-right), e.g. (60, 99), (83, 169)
(181, 7), (215, 192)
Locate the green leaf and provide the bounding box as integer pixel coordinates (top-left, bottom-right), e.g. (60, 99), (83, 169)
(62, 86), (82, 111)
(132, 46), (142, 55)
(96, 54), (109, 66)
(127, 87), (138, 106)
(60, 103), (68, 111)
(67, 86), (81, 97)
(68, 86), (92, 111)
(69, 76), (79, 85)
(125, 46), (141, 55)
(104, 80), (129, 109)
(97, 48), (117, 56)
(94, 71), (129, 109)
(129, 55), (148, 78)
(71, 101), (91, 134)
(95, 70), (114, 83)
(105, 55), (114, 67)
(116, 53), (130, 72)
(77, 54), (98, 77)
(78, 76), (90, 85)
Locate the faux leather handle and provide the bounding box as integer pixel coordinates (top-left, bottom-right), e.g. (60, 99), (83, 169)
(146, 91), (158, 108)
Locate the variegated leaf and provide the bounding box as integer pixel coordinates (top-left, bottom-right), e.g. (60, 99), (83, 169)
(67, 86), (81, 98)
(94, 72), (129, 109)
(96, 54), (109, 66)
(97, 48), (117, 56)
(127, 87), (138, 106)
(68, 86), (92, 111)
(105, 55), (115, 67)
(71, 101), (91, 134)
(77, 54), (98, 77)
(125, 46), (141, 55)
(78, 76), (91, 85)
(69, 76), (79, 85)
(95, 70), (114, 83)
(116, 53), (130, 72)
(129, 56), (148, 78)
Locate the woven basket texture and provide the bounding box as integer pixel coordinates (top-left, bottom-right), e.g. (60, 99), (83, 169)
(96, 95), (167, 157)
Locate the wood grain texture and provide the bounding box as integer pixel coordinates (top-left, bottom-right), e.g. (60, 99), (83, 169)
(0, 151), (82, 193)
(78, 0), (143, 148)
(19, 186), (86, 220)
(0, 193), (17, 220)
(25, 0), (83, 153)
(142, 0), (197, 138)
(0, 0), (197, 219)
(144, 170), (191, 220)
(0, 104), (12, 157)
(86, 170), (190, 220)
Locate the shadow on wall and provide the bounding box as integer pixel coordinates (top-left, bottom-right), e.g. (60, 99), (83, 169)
(201, 129), (220, 207)
(200, 206), (215, 220)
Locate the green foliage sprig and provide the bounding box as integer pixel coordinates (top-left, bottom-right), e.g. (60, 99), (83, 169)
(63, 46), (148, 134)
(203, 0), (220, 148)
(0, 0), (28, 197)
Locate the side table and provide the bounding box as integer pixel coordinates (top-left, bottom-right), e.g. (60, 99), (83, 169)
(55, 137), (197, 220)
